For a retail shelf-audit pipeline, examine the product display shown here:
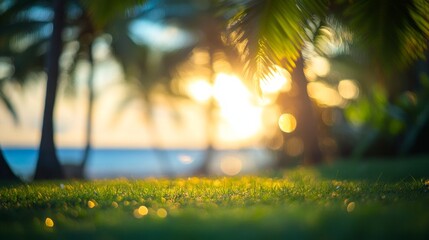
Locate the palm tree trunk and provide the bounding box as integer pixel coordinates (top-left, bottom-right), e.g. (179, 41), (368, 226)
(34, 0), (65, 180)
(194, 47), (216, 176)
(78, 42), (95, 179)
(289, 56), (322, 164)
(0, 146), (19, 181)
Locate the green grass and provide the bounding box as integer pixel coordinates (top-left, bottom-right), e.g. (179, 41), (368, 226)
(1, 156), (429, 239)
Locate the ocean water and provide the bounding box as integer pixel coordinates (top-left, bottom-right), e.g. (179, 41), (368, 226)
(2, 148), (274, 181)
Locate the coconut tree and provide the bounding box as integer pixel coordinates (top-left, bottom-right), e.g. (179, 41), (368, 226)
(61, 0), (149, 178)
(33, 0), (66, 179)
(144, 0), (243, 175)
(225, 0), (429, 162)
(0, 0), (148, 179)
(0, 1), (49, 180)
(0, 147), (19, 181)
(332, 0), (429, 157)
(0, 91), (19, 181)
(226, 0), (328, 164)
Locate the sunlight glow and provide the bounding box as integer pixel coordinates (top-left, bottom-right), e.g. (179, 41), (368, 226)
(338, 79), (359, 100)
(214, 73), (264, 142)
(213, 73), (250, 107)
(278, 114), (297, 133)
(186, 78), (213, 103)
(260, 65), (291, 94)
(220, 156), (243, 176)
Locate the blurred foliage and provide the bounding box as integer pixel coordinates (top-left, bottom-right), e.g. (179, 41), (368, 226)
(1, 0), (429, 165)
(336, 0), (429, 73)
(225, 0), (328, 89)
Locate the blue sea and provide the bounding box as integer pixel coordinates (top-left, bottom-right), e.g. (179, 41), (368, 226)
(3, 148), (274, 181)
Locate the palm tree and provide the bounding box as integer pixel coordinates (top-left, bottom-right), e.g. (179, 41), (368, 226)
(147, 0), (242, 175)
(226, 0), (328, 164)
(34, 0), (65, 179)
(226, 0), (429, 163)
(0, 87), (19, 180)
(0, 92), (18, 180)
(0, 1), (48, 181)
(0, 0), (148, 179)
(333, 0), (429, 157)
(0, 146), (19, 181)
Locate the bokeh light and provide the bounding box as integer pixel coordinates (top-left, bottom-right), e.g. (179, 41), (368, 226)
(347, 202), (356, 212)
(157, 208), (168, 218)
(285, 137), (304, 157)
(311, 56), (330, 77)
(45, 217), (54, 228)
(278, 113), (297, 133)
(307, 82), (343, 107)
(179, 155), (194, 164)
(138, 206), (149, 216)
(338, 79), (359, 100)
(186, 78), (212, 103)
(88, 200), (96, 209)
(220, 156), (243, 176)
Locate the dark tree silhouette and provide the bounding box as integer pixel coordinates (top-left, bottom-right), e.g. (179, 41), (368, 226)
(0, 146), (19, 181)
(34, 0), (65, 179)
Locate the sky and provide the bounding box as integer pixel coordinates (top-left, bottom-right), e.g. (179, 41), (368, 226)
(0, 46), (272, 149)
(0, 15), (351, 150)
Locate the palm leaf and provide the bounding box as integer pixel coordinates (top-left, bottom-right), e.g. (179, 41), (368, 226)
(341, 0), (429, 72)
(226, 0), (328, 91)
(79, 0), (147, 29)
(0, 87), (18, 123)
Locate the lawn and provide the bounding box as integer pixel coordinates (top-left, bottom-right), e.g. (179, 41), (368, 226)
(1, 156), (429, 239)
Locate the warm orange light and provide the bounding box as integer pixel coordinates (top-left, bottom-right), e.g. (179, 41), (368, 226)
(45, 217), (54, 228)
(338, 79), (359, 100)
(260, 65), (291, 94)
(186, 78), (212, 103)
(311, 56), (330, 77)
(88, 200), (96, 209)
(213, 73), (250, 107)
(157, 208), (168, 218)
(278, 113), (297, 133)
(213, 73), (264, 142)
(138, 206), (149, 216)
(307, 82), (343, 107)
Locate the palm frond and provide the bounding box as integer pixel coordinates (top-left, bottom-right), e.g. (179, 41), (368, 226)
(8, 36), (48, 84)
(79, 0), (148, 29)
(0, 86), (18, 123)
(342, 0), (429, 72)
(225, 0), (328, 90)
